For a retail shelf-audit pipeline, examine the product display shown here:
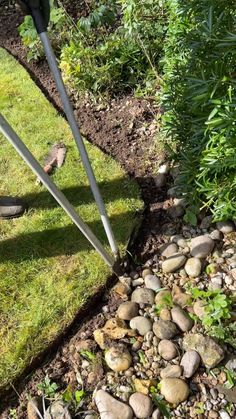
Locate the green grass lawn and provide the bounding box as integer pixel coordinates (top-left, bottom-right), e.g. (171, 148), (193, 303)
(0, 48), (142, 391)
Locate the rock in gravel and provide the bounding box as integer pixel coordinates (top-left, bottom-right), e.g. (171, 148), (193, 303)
(216, 221), (235, 234)
(154, 173), (166, 188)
(190, 235), (214, 258)
(160, 378), (190, 405)
(171, 306), (193, 332)
(131, 288), (155, 305)
(129, 392), (153, 419)
(225, 355), (236, 371)
(216, 385), (236, 403)
(144, 274), (162, 291)
(158, 340), (178, 361)
(152, 408), (161, 419)
(142, 268), (153, 278)
(105, 346), (132, 372)
(180, 350), (201, 378)
(45, 401), (71, 419)
(162, 254), (187, 273)
(219, 411), (231, 419)
(183, 334), (224, 368)
(159, 307), (171, 321)
(113, 281), (131, 296)
(130, 316), (152, 336)
(117, 302), (139, 320)
(160, 243), (178, 258)
(95, 389), (133, 419)
(153, 319), (178, 340)
(160, 365), (182, 379)
(155, 290), (172, 306)
(193, 300), (207, 319)
(94, 318), (135, 349)
(172, 292), (192, 308)
(134, 378), (155, 395)
(27, 397), (43, 419)
(184, 257), (202, 277)
(210, 229), (223, 241)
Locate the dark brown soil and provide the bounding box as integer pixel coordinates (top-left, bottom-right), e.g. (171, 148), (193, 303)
(0, 0), (176, 415)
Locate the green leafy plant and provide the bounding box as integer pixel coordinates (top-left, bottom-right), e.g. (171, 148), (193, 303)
(18, 1), (69, 61)
(37, 375), (58, 399)
(62, 386), (85, 409)
(161, 0), (236, 222)
(155, 290), (173, 315)
(194, 402), (205, 415)
(224, 368), (236, 390)
(189, 287), (236, 346)
(60, 0), (167, 98)
(137, 350), (148, 365)
(150, 386), (171, 418)
(79, 350), (96, 362)
(190, 287), (232, 328)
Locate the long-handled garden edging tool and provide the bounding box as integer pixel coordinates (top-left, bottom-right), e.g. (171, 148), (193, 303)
(0, 0), (121, 274)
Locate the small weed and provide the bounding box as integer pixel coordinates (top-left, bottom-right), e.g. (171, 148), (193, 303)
(155, 290), (173, 315)
(188, 287), (236, 346)
(37, 375), (58, 399)
(62, 386), (85, 410)
(137, 350), (148, 365)
(223, 368), (236, 390)
(8, 409), (18, 419)
(79, 350), (96, 362)
(150, 386), (171, 418)
(194, 401), (205, 415)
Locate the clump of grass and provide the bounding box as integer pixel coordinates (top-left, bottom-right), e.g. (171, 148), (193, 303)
(0, 48), (142, 391)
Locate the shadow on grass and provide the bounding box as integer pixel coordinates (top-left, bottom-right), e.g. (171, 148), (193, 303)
(0, 210), (140, 263)
(22, 177), (134, 209)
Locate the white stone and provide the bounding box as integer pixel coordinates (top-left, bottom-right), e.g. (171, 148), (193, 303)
(216, 221), (235, 234)
(185, 257), (202, 277)
(180, 350), (201, 378)
(129, 393), (153, 419)
(130, 316), (152, 336)
(190, 235), (214, 258)
(95, 390), (133, 419)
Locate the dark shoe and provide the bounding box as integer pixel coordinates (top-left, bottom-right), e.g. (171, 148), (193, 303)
(0, 196), (27, 219)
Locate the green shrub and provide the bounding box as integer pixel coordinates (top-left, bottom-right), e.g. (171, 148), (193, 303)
(18, 1), (69, 61)
(161, 0), (236, 222)
(60, 0), (167, 97)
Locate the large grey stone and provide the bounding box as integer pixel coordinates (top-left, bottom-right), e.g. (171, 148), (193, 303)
(158, 339), (178, 361)
(162, 254), (187, 273)
(130, 316), (152, 336)
(184, 257), (202, 277)
(160, 243), (179, 258)
(153, 319), (179, 340)
(225, 355), (236, 371)
(131, 288), (155, 305)
(183, 334), (224, 368)
(95, 390), (133, 419)
(190, 235), (214, 258)
(117, 302), (139, 320)
(160, 365), (182, 379)
(144, 274), (162, 291)
(180, 350), (201, 378)
(216, 221), (235, 234)
(160, 378), (189, 405)
(171, 306), (193, 332)
(129, 393), (153, 419)
(105, 346), (132, 372)
(216, 385), (236, 403)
